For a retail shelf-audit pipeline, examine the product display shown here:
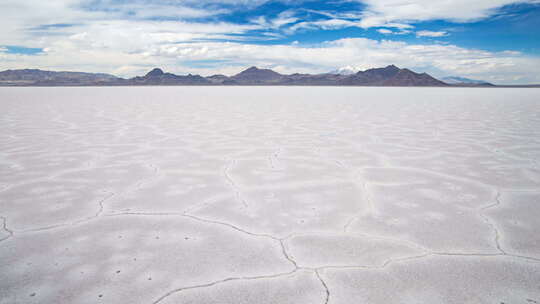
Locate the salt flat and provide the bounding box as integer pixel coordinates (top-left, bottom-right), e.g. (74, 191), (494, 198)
(1, 87), (540, 304)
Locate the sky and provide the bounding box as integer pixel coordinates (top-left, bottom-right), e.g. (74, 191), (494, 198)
(1, 0), (539, 84)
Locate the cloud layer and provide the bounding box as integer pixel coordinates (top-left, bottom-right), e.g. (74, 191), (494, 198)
(357, 0), (540, 28)
(1, 0), (539, 84)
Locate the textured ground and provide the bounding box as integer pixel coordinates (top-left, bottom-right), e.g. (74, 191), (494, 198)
(1, 87), (540, 304)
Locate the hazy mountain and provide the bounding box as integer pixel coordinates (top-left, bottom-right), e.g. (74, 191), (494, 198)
(0, 69), (119, 86)
(442, 76), (493, 86)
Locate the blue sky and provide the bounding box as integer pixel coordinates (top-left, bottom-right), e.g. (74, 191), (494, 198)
(1, 0), (539, 84)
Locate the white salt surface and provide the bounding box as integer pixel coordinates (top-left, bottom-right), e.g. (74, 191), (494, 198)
(1, 87), (540, 303)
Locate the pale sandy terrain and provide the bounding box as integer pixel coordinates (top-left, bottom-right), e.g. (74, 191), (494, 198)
(1, 87), (540, 304)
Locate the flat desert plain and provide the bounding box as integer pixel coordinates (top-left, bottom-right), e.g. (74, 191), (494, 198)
(1, 87), (540, 304)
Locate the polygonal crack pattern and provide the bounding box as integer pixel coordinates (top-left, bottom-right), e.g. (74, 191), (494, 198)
(1, 87), (540, 303)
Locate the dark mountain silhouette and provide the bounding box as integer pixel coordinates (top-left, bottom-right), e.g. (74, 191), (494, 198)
(230, 66), (284, 84)
(338, 65), (447, 86)
(127, 68), (210, 85)
(202, 65), (447, 86)
(145, 68), (165, 77)
(1, 65), (523, 87)
(339, 65), (401, 85)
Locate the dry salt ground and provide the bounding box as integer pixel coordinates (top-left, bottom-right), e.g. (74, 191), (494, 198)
(1, 87), (540, 304)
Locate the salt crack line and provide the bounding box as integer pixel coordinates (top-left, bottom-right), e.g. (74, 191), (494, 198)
(181, 192), (236, 214)
(183, 214), (300, 270)
(106, 211), (290, 245)
(507, 254), (540, 263)
(317, 253), (432, 271)
(223, 159), (249, 208)
(424, 252), (540, 263)
(478, 190), (506, 255)
(315, 270), (330, 304)
(279, 239), (299, 269)
(179, 213), (300, 270)
(318, 151), (380, 233)
(94, 190), (116, 218)
(0, 216), (14, 242)
(19, 163), (161, 233)
(182, 213), (278, 240)
(16, 189), (116, 234)
(151, 269), (299, 304)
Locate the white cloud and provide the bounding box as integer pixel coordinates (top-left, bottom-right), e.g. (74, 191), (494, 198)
(107, 3), (229, 19)
(357, 0), (540, 28)
(5, 36), (538, 84)
(287, 19), (358, 33)
(173, 40), (539, 85)
(416, 30), (448, 37)
(377, 29), (393, 34)
(1, 0), (539, 84)
(272, 10), (299, 28)
(377, 28), (412, 35)
(0, 0), (259, 46)
(251, 10), (298, 29)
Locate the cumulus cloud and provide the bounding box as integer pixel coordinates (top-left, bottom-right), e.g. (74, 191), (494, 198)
(357, 0), (540, 28)
(416, 30), (448, 37)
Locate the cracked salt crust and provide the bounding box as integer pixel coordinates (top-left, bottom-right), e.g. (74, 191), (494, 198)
(1, 87), (540, 304)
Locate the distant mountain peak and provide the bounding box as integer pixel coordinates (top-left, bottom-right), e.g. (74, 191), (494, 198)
(337, 65), (447, 86)
(146, 68), (164, 77)
(231, 66), (283, 84)
(384, 64), (400, 71)
(237, 66), (280, 74)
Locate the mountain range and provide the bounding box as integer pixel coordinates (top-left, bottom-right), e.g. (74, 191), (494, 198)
(0, 69), (119, 86)
(0, 65), (509, 87)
